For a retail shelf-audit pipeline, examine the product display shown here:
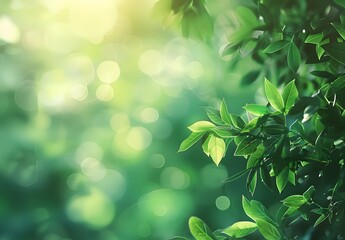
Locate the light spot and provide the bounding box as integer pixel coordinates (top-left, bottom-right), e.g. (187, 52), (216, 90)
(161, 167), (190, 189)
(110, 113), (130, 133)
(138, 50), (163, 75)
(96, 84), (114, 101)
(75, 141), (103, 164)
(66, 189), (115, 229)
(81, 157), (106, 181)
(187, 61), (204, 79)
(0, 16), (20, 43)
(139, 108), (159, 123)
(126, 127), (152, 150)
(70, 83), (88, 101)
(137, 223), (151, 238)
(97, 61), (120, 83)
(215, 196), (231, 210)
(149, 154), (165, 168)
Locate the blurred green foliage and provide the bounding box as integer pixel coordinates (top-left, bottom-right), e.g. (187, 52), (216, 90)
(0, 0), (258, 239)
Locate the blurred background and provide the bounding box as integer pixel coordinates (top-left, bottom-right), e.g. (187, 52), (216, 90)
(0, 0), (261, 239)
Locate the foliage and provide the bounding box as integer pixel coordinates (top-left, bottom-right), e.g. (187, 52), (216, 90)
(155, 0), (345, 239)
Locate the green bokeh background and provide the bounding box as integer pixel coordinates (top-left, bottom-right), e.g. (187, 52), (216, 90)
(0, 0), (261, 239)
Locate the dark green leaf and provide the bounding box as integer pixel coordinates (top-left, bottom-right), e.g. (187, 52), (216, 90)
(282, 80), (298, 114)
(310, 70), (335, 79)
(322, 42), (345, 65)
(243, 104), (270, 116)
(314, 214), (327, 227)
(288, 96), (320, 115)
(241, 70), (261, 86)
(333, 0), (345, 8)
(235, 137), (262, 156)
(223, 221), (257, 238)
(264, 79), (284, 112)
(248, 171), (258, 195)
(229, 114), (246, 129)
(256, 220), (282, 240)
(331, 22), (345, 40)
(188, 216), (215, 240)
(303, 186), (316, 201)
(287, 42), (301, 72)
(179, 132), (205, 152)
(263, 40), (290, 54)
(247, 144), (265, 168)
(262, 124), (286, 135)
(331, 75), (345, 92)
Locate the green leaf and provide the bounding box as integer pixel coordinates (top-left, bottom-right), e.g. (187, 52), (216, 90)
(287, 42), (301, 72)
(229, 114), (246, 129)
(247, 144), (265, 168)
(303, 186), (316, 201)
(276, 167), (289, 193)
(322, 42), (345, 65)
(188, 216), (215, 240)
(235, 137), (262, 156)
(282, 195), (307, 208)
(223, 221), (257, 238)
(188, 121), (215, 132)
(212, 127), (237, 138)
(263, 40), (290, 54)
(202, 135), (211, 156)
(314, 214), (327, 227)
(256, 220), (282, 240)
(243, 104), (270, 116)
(305, 33), (324, 44)
(179, 132), (205, 152)
(235, 6), (258, 27)
(282, 80), (298, 114)
(220, 100), (232, 125)
(248, 171), (257, 196)
(332, 75), (345, 92)
(242, 196), (278, 226)
(316, 38), (330, 59)
(264, 78), (284, 112)
(287, 170), (295, 185)
(241, 70), (261, 86)
(205, 108), (226, 125)
(208, 135), (226, 166)
(262, 124), (286, 135)
(331, 22), (345, 40)
(333, 0), (345, 8)
(221, 43), (240, 57)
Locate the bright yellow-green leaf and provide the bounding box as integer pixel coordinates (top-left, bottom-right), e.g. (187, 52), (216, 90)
(208, 135), (226, 166)
(188, 121), (215, 132)
(223, 221), (257, 238)
(178, 132), (205, 152)
(264, 79), (284, 112)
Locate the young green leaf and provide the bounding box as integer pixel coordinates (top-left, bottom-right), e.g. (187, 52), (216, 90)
(178, 132), (205, 152)
(331, 22), (345, 40)
(256, 219), (282, 240)
(276, 167), (289, 193)
(281, 195), (307, 208)
(287, 42), (301, 72)
(303, 186), (316, 201)
(263, 40), (290, 54)
(305, 33), (324, 44)
(243, 104), (270, 116)
(247, 144), (265, 168)
(229, 114), (246, 129)
(264, 79), (284, 112)
(235, 137), (262, 156)
(282, 80), (298, 114)
(242, 196), (278, 226)
(287, 170), (296, 185)
(222, 221), (257, 238)
(322, 42), (345, 65)
(188, 216), (215, 240)
(220, 100), (232, 125)
(188, 121), (215, 132)
(240, 70), (261, 86)
(212, 127), (237, 138)
(208, 135), (226, 165)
